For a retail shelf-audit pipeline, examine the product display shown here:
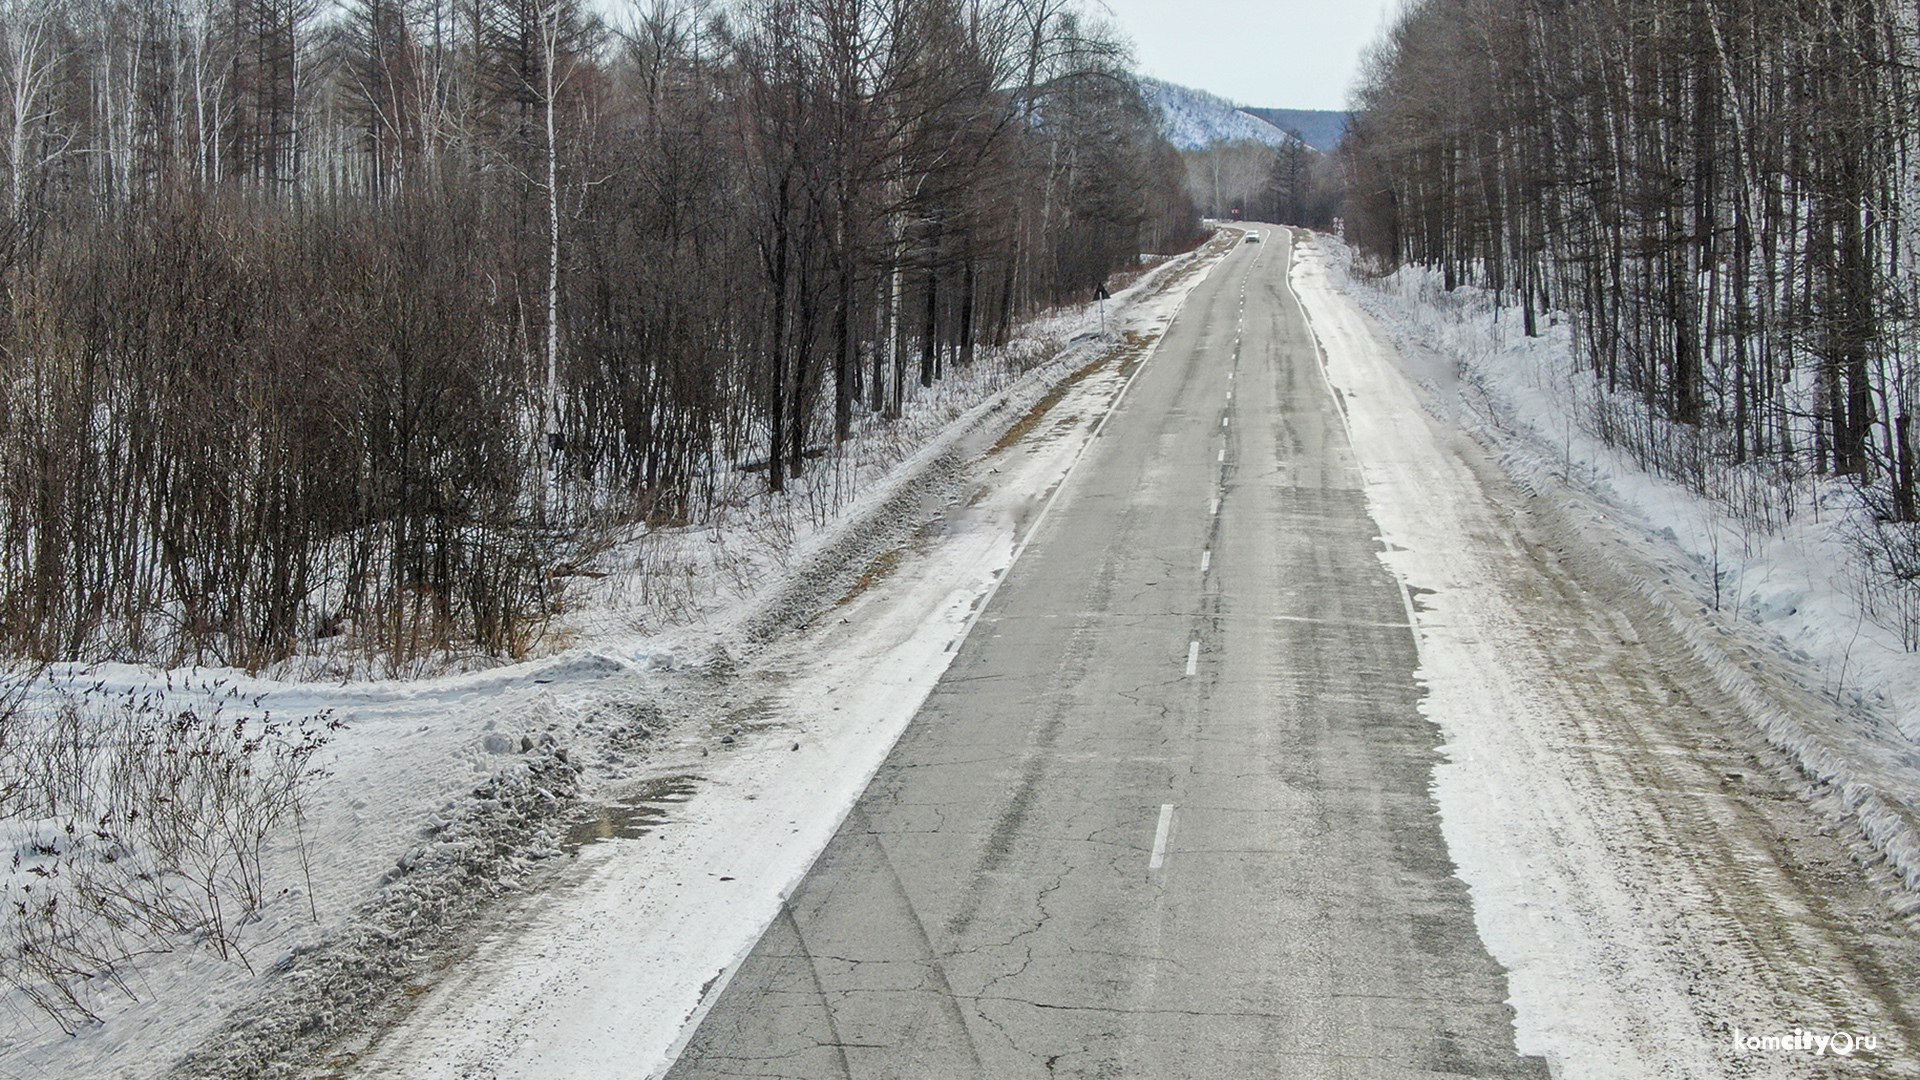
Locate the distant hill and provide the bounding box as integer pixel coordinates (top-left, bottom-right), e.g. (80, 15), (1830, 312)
(1139, 77), (1294, 151)
(1238, 107), (1352, 153)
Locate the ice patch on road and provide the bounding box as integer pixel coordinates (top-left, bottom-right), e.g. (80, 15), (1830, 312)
(1292, 245), (1682, 1076)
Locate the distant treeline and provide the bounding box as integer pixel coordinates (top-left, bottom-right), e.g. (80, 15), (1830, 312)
(1237, 107), (1350, 154)
(0, 0), (1200, 668)
(1182, 138), (1341, 229)
(1345, 1), (1920, 550)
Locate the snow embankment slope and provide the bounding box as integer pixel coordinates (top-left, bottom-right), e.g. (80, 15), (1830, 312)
(1292, 233), (1920, 1078)
(1329, 248), (1920, 900)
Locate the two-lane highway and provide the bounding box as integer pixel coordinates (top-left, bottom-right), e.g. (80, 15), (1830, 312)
(665, 230), (1549, 1079)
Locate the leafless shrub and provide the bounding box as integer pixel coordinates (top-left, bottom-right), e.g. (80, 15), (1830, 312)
(0, 676), (337, 1032)
(1847, 515), (1920, 653)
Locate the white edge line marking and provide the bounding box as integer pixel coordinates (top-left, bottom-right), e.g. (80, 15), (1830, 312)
(1185, 640), (1200, 676)
(1150, 804), (1176, 870)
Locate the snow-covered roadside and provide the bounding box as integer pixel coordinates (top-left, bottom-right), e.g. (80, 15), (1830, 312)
(1291, 233), (1920, 1077)
(341, 244), (1223, 1080)
(0, 232), (1234, 1080)
(1308, 241), (1920, 903)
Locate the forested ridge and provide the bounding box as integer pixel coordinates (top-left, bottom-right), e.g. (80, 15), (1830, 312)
(0, 0), (1200, 670)
(1344, 0), (1920, 639)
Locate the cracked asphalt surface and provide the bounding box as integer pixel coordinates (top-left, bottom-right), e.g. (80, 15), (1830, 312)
(664, 231), (1549, 1079)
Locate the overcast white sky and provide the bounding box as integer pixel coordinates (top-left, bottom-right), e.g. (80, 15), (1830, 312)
(1096, 0), (1398, 111)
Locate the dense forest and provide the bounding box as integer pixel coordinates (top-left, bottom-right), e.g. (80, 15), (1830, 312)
(1344, 0), (1920, 632)
(0, 0), (1200, 669)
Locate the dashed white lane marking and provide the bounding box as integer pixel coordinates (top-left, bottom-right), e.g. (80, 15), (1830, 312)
(1201, 550), (1211, 574)
(1209, 497), (1219, 516)
(1150, 804), (1176, 870)
(1184, 641), (1199, 677)
(1221, 417), (1229, 428)
(1218, 449), (1225, 462)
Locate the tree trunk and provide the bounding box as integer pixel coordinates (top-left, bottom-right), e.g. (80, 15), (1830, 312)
(920, 255), (938, 389)
(959, 257), (977, 367)
(767, 173), (791, 492)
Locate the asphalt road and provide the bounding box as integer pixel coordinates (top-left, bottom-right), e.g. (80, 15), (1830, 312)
(665, 230), (1550, 1079)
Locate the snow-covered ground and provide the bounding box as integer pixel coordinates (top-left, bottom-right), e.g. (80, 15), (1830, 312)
(15, 223), (1915, 1079)
(1293, 233), (1920, 1077)
(343, 255), (1224, 1080)
(1310, 244), (1920, 900)
(0, 235), (1235, 1080)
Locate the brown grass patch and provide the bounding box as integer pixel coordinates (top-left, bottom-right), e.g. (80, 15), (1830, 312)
(1115, 330), (1160, 380)
(993, 352), (1114, 454)
(836, 543), (910, 606)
